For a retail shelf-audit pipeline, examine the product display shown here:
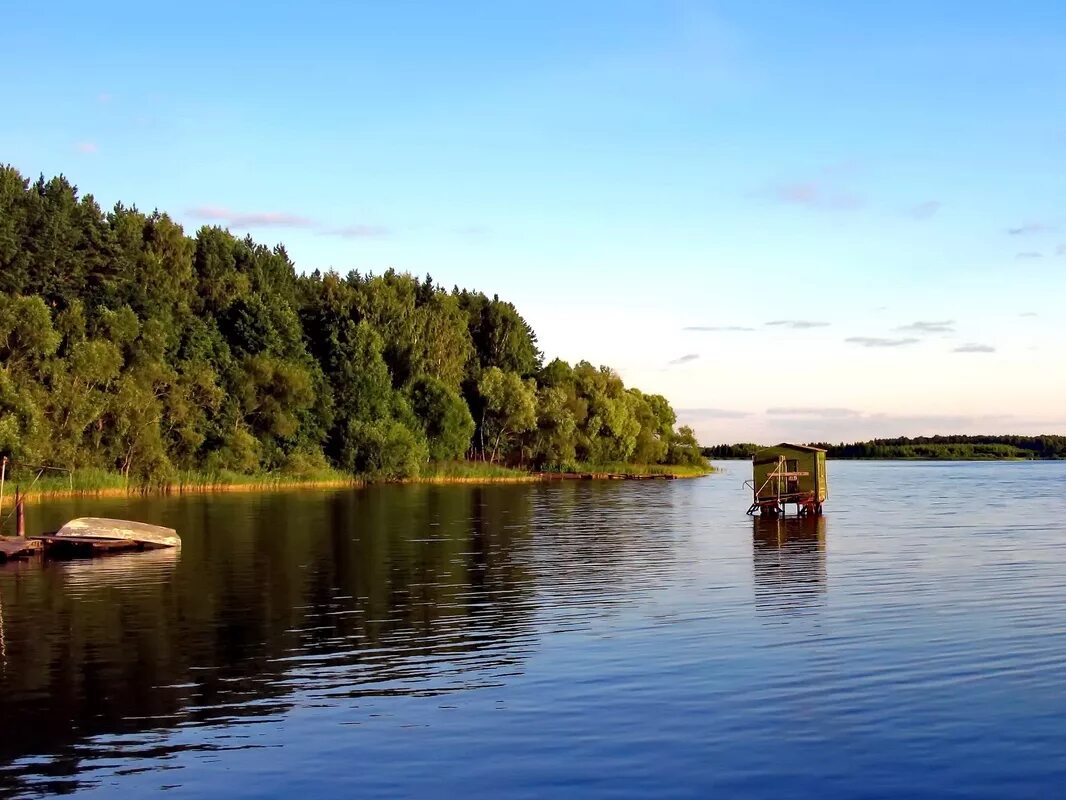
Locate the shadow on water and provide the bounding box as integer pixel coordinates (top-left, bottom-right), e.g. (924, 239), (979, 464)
(0, 485), (541, 796)
(752, 515), (828, 617)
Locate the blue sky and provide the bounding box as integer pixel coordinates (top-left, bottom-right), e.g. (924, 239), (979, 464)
(4, 1), (1065, 442)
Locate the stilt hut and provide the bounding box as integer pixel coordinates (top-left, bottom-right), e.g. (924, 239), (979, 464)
(746, 443), (827, 517)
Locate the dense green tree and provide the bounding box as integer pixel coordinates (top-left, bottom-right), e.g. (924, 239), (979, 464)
(460, 291), (542, 377)
(408, 376), (475, 461)
(338, 419), (428, 479)
(528, 385), (578, 469)
(0, 165), (708, 481)
(477, 367), (537, 463)
(573, 362), (640, 463)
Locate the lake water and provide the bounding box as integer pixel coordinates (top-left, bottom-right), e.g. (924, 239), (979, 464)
(1, 461), (1065, 798)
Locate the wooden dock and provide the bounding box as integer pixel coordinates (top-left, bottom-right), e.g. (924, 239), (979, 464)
(31, 535), (161, 558)
(0, 536), (43, 561)
(0, 518), (180, 561)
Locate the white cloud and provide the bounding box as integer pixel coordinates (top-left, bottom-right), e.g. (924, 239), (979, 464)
(845, 336), (920, 348)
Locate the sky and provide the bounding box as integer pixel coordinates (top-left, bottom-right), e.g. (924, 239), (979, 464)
(4, 1), (1066, 443)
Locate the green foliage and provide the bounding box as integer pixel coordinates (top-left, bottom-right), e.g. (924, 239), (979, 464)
(408, 376), (475, 461)
(702, 443), (761, 459)
(478, 366), (537, 462)
(339, 419), (428, 479)
(528, 385), (578, 470)
(667, 425), (705, 466)
(0, 294), (61, 369)
(0, 166), (704, 483)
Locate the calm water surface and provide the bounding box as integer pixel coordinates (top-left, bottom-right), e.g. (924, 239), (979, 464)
(1, 462), (1065, 798)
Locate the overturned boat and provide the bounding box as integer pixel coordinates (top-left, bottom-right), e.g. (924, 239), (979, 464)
(33, 517), (180, 558)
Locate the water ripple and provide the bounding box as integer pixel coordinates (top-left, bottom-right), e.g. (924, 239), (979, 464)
(0, 466), (1064, 797)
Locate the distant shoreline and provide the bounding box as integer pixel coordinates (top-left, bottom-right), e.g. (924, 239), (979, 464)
(705, 436), (1066, 461)
(708, 456), (1061, 462)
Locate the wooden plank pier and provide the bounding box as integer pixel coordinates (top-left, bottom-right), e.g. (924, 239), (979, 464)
(0, 536), (43, 561)
(31, 535), (161, 558)
(0, 498), (180, 562)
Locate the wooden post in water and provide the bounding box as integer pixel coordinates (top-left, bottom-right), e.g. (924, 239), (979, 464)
(15, 489), (24, 538)
(0, 456), (6, 519)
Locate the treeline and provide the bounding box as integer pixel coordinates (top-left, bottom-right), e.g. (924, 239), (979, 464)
(704, 436), (1066, 461)
(0, 167), (705, 483)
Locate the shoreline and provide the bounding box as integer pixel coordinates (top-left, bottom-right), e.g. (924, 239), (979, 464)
(0, 467), (713, 507)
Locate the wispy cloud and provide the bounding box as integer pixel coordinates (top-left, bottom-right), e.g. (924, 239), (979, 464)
(1016, 251), (1043, 259)
(765, 320), (830, 329)
(455, 225), (490, 239)
(75, 141), (98, 154)
(683, 325), (755, 332)
(766, 407), (862, 418)
(1020, 312), (1038, 318)
(189, 206), (391, 236)
(677, 407), (751, 420)
(1057, 244), (1066, 256)
(97, 92), (112, 104)
(1007, 222), (1056, 235)
(189, 206), (315, 228)
(845, 336), (920, 348)
(668, 353), (700, 366)
(908, 200), (942, 220)
(953, 343), (996, 353)
(322, 224), (390, 239)
(895, 320), (955, 334)
(768, 181), (862, 210)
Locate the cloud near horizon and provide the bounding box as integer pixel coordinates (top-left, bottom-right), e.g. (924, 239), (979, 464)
(1016, 251), (1043, 259)
(683, 325), (756, 332)
(676, 407), (752, 420)
(189, 206), (389, 236)
(75, 141), (98, 154)
(954, 343), (996, 353)
(765, 320), (830, 329)
(692, 408), (1066, 449)
(321, 224), (390, 238)
(895, 320), (955, 334)
(189, 206), (315, 228)
(668, 353), (700, 366)
(845, 336), (920, 348)
(766, 407), (862, 418)
(1007, 222), (1056, 235)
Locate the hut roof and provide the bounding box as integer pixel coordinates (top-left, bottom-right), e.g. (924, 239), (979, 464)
(757, 442), (827, 454)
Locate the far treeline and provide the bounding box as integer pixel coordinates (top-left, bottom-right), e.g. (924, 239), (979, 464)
(704, 436), (1066, 461)
(0, 166), (707, 486)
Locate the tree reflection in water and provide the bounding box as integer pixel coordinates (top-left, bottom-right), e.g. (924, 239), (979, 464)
(0, 486), (539, 795)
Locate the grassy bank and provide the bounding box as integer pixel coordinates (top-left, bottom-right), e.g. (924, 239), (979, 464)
(563, 462), (715, 478)
(418, 461), (539, 482)
(0, 461), (712, 506)
(0, 467), (358, 506)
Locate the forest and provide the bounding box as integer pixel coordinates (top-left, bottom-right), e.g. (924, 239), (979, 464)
(704, 435), (1066, 461)
(0, 167), (706, 485)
